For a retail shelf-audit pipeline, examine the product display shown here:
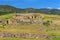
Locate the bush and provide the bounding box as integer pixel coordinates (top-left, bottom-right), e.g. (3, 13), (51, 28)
(43, 21), (50, 26)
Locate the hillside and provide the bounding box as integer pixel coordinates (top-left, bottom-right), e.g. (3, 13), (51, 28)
(0, 5), (60, 40)
(0, 13), (60, 40)
(0, 5), (60, 15)
(0, 5), (24, 15)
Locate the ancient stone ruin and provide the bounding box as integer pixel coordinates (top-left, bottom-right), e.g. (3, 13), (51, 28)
(7, 14), (43, 24)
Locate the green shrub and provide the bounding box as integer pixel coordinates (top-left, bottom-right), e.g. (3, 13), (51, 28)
(43, 21), (50, 26)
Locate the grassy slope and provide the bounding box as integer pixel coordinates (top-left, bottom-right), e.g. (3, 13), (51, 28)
(0, 13), (60, 40)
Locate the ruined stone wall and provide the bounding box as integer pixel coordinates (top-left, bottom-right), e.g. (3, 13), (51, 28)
(0, 14), (43, 25)
(0, 32), (47, 39)
(12, 14), (41, 20)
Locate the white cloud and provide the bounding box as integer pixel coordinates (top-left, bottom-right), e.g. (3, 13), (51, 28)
(47, 7), (52, 9)
(57, 8), (60, 10)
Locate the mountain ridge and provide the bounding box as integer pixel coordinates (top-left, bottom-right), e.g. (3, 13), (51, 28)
(0, 5), (60, 15)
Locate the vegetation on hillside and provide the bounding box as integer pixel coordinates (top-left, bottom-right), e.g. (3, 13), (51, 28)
(0, 5), (60, 15)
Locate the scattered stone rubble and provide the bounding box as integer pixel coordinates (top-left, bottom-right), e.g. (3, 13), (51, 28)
(0, 32), (58, 39)
(0, 32), (47, 39)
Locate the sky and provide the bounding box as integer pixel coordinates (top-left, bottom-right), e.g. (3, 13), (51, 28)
(0, 0), (60, 9)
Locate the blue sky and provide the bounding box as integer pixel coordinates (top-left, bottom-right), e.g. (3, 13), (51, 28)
(0, 0), (60, 9)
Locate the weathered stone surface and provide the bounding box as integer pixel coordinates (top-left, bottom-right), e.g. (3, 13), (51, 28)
(0, 32), (59, 39)
(0, 32), (47, 38)
(0, 14), (43, 24)
(6, 14), (43, 24)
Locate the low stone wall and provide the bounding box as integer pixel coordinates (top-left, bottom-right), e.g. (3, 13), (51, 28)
(0, 32), (47, 39)
(0, 32), (59, 40)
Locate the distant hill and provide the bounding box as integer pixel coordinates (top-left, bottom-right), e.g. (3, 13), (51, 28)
(0, 5), (24, 13)
(0, 5), (60, 15)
